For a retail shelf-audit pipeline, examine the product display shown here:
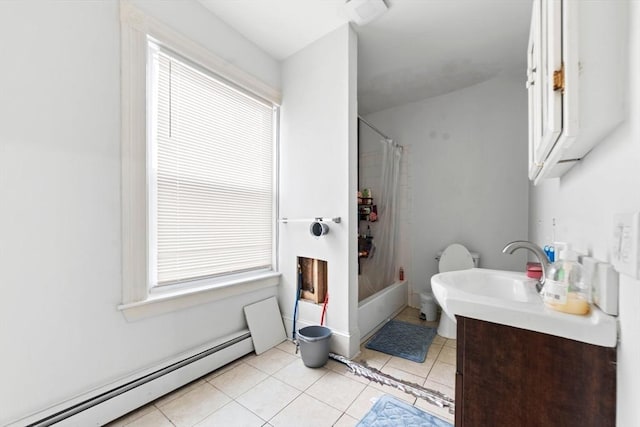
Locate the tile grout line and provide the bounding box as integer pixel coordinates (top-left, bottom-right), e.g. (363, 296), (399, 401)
(153, 404), (177, 427)
(205, 369), (273, 425)
(259, 363), (326, 423)
(115, 313), (454, 427)
(231, 394), (270, 425)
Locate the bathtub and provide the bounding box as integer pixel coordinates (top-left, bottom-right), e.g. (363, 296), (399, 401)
(358, 279), (408, 342)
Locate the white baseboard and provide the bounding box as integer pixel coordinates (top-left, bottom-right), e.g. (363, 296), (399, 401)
(10, 331), (254, 427)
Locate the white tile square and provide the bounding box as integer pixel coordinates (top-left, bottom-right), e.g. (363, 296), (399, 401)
(195, 401), (265, 427)
(154, 379), (206, 408)
(345, 385), (385, 420)
(437, 346), (456, 365)
(432, 335), (447, 346)
(245, 347), (298, 375)
(356, 347), (392, 370)
(421, 378), (455, 421)
(415, 399), (455, 424)
(272, 358), (328, 390)
(423, 379), (455, 402)
(325, 359), (370, 385)
(159, 382), (231, 427)
(203, 356), (247, 382)
(106, 404), (156, 426)
(305, 371), (366, 411)
(370, 366), (420, 404)
(124, 408), (173, 427)
(427, 341), (444, 358)
(379, 365), (426, 385)
(427, 361), (456, 388)
(209, 362), (268, 398)
(416, 380), (455, 424)
(333, 413), (359, 427)
(276, 340), (300, 356)
(384, 355), (436, 379)
(270, 393), (342, 427)
(236, 377), (301, 421)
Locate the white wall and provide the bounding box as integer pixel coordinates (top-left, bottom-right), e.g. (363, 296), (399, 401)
(131, 0), (280, 90)
(279, 24), (360, 357)
(529, 3), (640, 424)
(0, 1), (280, 424)
(363, 75), (530, 307)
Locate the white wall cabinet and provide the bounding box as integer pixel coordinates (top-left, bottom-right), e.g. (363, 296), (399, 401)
(527, 0), (627, 184)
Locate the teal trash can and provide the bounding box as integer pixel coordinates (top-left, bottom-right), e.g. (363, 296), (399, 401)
(297, 326), (332, 368)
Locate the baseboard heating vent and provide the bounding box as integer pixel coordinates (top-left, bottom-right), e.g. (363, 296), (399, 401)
(13, 331), (253, 427)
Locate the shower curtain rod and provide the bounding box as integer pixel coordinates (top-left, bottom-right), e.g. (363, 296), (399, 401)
(358, 116), (403, 149)
(358, 116), (390, 140)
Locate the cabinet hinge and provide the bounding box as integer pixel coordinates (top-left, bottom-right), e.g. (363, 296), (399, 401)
(553, 64), (565, 93)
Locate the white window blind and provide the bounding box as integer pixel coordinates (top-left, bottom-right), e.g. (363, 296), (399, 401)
(149, 42), (275, 286)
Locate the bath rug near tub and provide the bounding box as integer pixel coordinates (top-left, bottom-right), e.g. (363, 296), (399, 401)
(365, 320), (437, 363)
(356, 394), (452, 427)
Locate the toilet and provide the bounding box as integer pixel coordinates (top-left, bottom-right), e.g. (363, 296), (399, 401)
(423, 243), (479, 339)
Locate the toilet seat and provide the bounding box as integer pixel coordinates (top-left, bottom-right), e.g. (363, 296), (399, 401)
(438, 243), (475, 272)
(431, 243), (476, 340)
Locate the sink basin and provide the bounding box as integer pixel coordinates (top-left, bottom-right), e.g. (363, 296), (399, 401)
(440, 269), (538, 303)
(431, 268), (617, 347)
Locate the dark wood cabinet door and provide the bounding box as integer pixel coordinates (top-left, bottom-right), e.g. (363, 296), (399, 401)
(456, 316), (616, 427)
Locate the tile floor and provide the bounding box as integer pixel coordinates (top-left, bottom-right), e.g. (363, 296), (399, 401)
(108, 307), (455, 427)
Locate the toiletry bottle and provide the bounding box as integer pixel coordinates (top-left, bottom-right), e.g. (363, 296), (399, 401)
(544, 245), (556, 262)
(541, 245), (591, 315)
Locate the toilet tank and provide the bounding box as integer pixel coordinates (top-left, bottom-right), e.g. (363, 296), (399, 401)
(435, 250), (480, 268)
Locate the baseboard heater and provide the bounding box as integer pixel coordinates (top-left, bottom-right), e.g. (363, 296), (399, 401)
(14, 331), (253, 427)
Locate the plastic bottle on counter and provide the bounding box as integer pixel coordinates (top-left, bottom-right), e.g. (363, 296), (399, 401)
(540, 245), (591, 315)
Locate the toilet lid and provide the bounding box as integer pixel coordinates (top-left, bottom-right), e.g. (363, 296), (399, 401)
(439, 243), (475, 272)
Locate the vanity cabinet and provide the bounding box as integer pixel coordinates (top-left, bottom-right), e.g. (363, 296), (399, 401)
(527, 0), (626, 184)
(455, 316), (616, 427)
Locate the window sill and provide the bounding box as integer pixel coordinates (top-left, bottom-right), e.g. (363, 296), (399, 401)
(118, 271), (281, 321)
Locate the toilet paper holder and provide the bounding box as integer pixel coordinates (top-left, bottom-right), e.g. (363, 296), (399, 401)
(309, 220), (330, 237)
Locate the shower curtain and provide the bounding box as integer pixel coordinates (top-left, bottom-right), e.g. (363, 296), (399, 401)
(362, 139), (402, 298)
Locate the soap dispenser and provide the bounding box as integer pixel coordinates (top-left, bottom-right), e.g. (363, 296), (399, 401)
(541, 244), (591, 315)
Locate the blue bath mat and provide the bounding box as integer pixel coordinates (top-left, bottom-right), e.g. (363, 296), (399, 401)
(365, 320), (437, 363)
(357, 394), (452, 427)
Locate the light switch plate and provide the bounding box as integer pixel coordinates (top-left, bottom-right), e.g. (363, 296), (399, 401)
(612, 212), (640, 279)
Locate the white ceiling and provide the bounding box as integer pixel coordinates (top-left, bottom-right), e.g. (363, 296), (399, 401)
(199, 0), (532, 114)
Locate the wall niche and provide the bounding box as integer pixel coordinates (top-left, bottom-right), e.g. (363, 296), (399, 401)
(298, 257), (327, 304)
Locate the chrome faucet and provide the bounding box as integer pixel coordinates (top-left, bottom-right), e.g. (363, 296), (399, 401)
(502, 240), (550, 292)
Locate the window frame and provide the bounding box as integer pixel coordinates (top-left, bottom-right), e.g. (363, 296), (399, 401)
(119, 2), (281, 320)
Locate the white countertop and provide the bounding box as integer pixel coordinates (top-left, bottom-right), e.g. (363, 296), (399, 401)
(431, 268), (618, 348)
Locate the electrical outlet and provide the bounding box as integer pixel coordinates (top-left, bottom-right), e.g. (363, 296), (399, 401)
(611, 212), (640, 279)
